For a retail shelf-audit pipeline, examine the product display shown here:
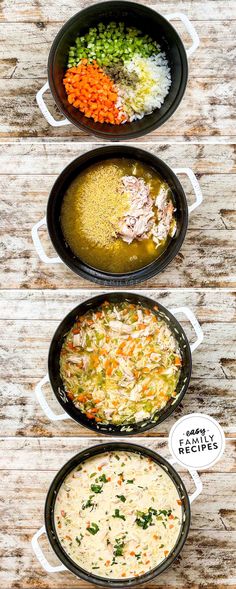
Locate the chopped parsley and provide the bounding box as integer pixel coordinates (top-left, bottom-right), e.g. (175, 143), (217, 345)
(126, 479), (134, 484)
(158, 509), (172, 517)
(113, 537), (125, 557)
(75, 533), (83, 546)
(90, 483), (103, 494)
(82, 495), (95, 510)
(89, 472), (97, 478)
(112, 509), (126, 521)
(99, 473), (109, 483)
(87, 522), (99, 535)
(135, 507), (172, 530)
(116, 494), (126, 503)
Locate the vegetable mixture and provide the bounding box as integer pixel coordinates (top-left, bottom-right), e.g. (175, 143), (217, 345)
(55, 451), (183, 578)
(60, 158), (177, 274)
(63, 22), (171, 124)
(60, 300), (182, 426)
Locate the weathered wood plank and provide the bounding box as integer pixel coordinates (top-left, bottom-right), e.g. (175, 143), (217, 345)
(0, 529), (235, 588)
(0, 77), (235, 140)
(1, 143), (235, 289)
(1, 228), (236, 288)
(0, 378), (235, 438)
(1, 319), (235, 379)
(0, 437), (235, 473)
(0, 21), (235, 80)
(0, 143), (235, 174)
(0, 290), (235, 436)
(0, 289), (235, 322)
(1, 173), (236, 231)
(0, 438), (235, 588)
(0, 1), (235, 140)
(0, 470), (235, 531)
(1, 0), (235, 23)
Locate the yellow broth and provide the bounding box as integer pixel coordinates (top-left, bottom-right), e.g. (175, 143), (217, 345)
(60, 158), (174, 273)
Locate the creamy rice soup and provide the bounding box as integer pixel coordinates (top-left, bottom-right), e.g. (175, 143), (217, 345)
(55, 451), (182, 579)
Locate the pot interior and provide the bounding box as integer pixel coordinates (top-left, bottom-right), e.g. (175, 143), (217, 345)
(48, 1), (188, 138)
(47, 146), (188, 285)
(48, 292), (192, 435)
(45, 442), (190, 587)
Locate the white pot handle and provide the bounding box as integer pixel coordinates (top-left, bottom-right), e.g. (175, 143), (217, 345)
(165, 12), (200, 57)
(35, 374), (70, 422)
(169, 306), (203, 353)
(168, 457), (202, 503)
(32, 216), (61, 264)
(36, 81), (71, 128)
(173, 168), (203, 214)
(32, 525), (66, 573)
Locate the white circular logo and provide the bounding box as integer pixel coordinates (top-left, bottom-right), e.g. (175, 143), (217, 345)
(168, 413), (225, 470)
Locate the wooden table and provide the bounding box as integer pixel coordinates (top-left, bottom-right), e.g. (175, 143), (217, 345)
(1, 142), (236, 289)
(0, 1), (235, 587)
(0, 286), (235, 587)
(0, 437), (235, 589)
(0, 0), (235, 142)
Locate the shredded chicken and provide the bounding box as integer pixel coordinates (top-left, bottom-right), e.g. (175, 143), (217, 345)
(152, 185), (177, 246)
(116, 176), (155, 244)
(116, 175), (176, 248)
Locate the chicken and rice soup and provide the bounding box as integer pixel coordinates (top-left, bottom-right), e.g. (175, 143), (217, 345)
(55, 451), (183, 579)
(60, 158), (176, 273)
(60, 300), (182, 425)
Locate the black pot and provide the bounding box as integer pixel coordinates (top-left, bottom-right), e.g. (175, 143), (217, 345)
(45, 442), (191, 587)
(48, 292), (192, 435)
(47, 145), (188, 286)
(47, 1), (188, 140)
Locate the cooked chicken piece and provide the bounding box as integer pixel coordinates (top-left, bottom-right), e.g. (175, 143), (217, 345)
(73, 333), (81, 347)
(134, 410), (150, 422)
(117, 175), (155, 244)
(109, 320), (133, 333)
(67, 355), (81, 364)
(152, 196), (176, 245)
(155, 185), (169, 210)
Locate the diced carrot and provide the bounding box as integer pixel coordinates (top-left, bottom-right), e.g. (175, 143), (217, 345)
(67, 342), (74, 350)
(77, 394), (87, 403)
(175, 356), (182, 366)
(63, 61), (127, 125)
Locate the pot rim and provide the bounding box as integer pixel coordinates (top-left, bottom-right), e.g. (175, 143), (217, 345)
(47, 292), (192, 435)
(46, 145), (189, 286)
(47, 0), (188, 139)
(45, 441), (191, 587)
